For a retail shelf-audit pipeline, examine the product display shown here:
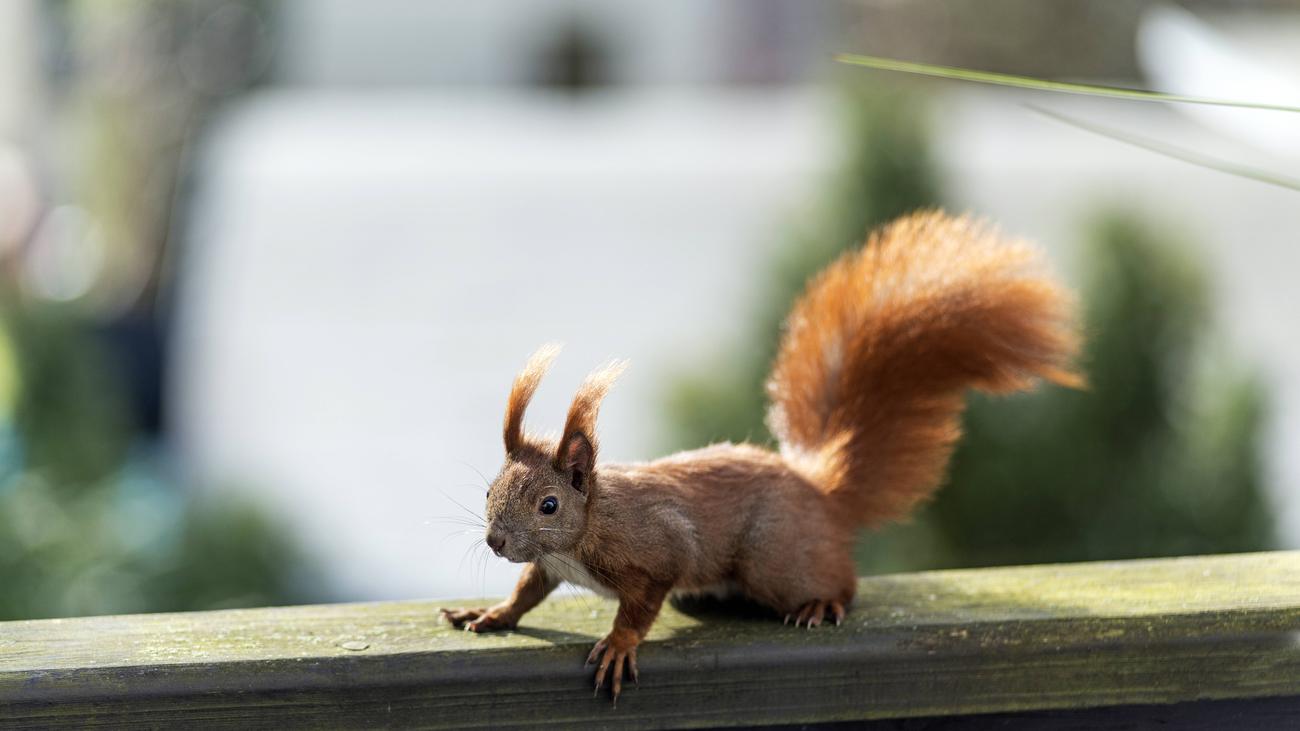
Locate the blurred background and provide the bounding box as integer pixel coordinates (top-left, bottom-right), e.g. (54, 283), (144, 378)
(1, 0), (1297, 619)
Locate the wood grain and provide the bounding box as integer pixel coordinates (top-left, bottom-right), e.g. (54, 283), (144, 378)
(2, 551), (1298, 729)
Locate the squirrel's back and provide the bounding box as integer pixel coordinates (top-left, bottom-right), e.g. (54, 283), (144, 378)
(766, 210), (1081, 528)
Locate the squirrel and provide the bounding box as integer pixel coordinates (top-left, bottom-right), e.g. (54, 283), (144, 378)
(441, 210), (1082, 701)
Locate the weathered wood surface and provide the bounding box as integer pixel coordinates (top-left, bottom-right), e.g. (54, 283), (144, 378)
(2, 551), (1298, 729)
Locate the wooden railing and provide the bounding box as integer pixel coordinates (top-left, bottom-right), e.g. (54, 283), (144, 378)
(2, 551), (1299, 729)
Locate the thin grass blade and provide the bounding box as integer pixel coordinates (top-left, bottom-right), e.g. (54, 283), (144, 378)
(834, 54), (1300, 114)
(1028, 104), (1300, 192)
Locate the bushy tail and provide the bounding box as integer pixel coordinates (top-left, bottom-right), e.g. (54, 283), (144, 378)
(766, 211), (1081, 528)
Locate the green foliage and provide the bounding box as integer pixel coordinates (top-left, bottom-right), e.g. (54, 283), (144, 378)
(663, 84), (942, 451)
(141, 495), (316, 613)
(0, 0), (307, 622)
(0, 304), (314, 620)
(663, 87), (1276, 571)
(858, 211), (1275, 571)
(2, 307), (131, 489)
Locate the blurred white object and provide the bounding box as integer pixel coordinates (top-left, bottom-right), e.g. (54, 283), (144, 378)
(24, 206), (106, 303)
(1138, 4), (1300, 158)
(172, 90), (837, 601)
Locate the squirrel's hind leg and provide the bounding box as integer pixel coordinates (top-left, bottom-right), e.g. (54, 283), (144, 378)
(732, 515), (857, 627)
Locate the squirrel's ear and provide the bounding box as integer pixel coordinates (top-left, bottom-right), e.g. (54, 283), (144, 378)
(558, 431), (595, 493)
(503, 343), (562, 455)
(555, 359), (627, 491)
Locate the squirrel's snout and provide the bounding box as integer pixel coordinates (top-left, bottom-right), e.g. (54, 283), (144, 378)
(486, 531), (506, 556)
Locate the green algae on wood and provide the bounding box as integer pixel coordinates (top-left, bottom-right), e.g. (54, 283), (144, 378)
(2, 551), (1299, 729)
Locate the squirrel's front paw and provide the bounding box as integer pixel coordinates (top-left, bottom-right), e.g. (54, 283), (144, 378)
(439, 606), (516, 632)
(586, 628), (640, 704)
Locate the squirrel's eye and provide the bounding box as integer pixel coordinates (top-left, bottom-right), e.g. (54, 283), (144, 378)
(539, 496), (558, 515)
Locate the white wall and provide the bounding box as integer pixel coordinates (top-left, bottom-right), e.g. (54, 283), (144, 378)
(172, 89), (839, 601)
(274, 0), (825, 86)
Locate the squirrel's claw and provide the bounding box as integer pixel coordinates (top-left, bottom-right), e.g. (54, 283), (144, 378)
(790, 600), (811, 624)
(788, 600), (847, 628)
(585, 637), (608, 667)
(830, 600), (846, 626)
(812, 601), (826, 628)
(439, 607), (486, 628)
(440, 606), (515, 633)
(589, 633), (639, 704)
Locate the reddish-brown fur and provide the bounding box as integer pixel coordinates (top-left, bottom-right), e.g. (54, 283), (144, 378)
(441, 211), (1081, 702)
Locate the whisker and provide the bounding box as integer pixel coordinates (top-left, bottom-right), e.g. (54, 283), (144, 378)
(458, 537), (486, 581)
(476, 544), (491, 599)
(438, 487), (488, 525)
(478, 542), (492, 600)
(435, 528), (484, 551)
(559, 576), (596, 615)
(424, 516), (486, 529)
(458, 461), (494, 493)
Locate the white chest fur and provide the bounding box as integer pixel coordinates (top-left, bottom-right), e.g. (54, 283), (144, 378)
(538, 553), (618, 599)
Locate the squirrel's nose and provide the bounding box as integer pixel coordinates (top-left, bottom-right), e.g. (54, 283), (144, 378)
(486, 532), (506, 555)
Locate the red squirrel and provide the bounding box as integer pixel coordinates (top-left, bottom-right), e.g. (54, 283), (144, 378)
(441, 211), (1081, 700)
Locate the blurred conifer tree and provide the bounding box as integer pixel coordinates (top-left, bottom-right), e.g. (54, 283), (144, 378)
(664, 83), (941, 450)
(857, 211), (1275, 571)
(0, 304), (314, 620)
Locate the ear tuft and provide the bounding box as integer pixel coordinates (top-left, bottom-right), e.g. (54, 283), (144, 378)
(503, 343), (562, 455)
(554, 359), (627, 485)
